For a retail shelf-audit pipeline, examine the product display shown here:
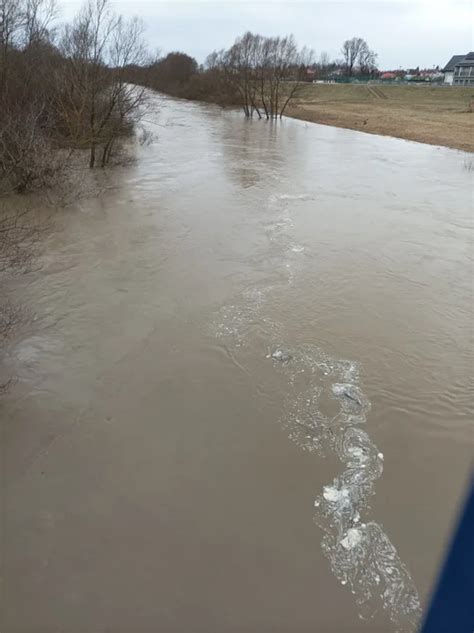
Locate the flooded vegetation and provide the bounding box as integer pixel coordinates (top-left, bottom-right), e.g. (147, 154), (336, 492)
(2, 92), (472, 632)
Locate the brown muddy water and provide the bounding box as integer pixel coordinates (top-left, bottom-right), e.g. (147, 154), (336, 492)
(2, 93), (473, 633)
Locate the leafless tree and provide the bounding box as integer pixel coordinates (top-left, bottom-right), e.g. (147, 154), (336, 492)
(98, 15), (149, 166)
(271, 39), (314, 118)
(341, 37), (364, 76)
(0, 0), (57, 90)
(200, 48), (236, 105)
(0, 104), (67, 194)
(59, 0), (148, 167)
(319, 51), (331, 69)
(358, 41), (378, 75)
(0, 0), (24, 91)
(22, 0), (57, 47)
(341, 36), (377, 76)
(224, 32), (263, 117)
(313, 51), (343, 80)
(218, 32), (313, 119)
(0, 0), (67, 193)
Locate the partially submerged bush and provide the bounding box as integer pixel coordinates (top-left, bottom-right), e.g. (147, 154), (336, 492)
(0, 0), (149, 187)
(0, 104), (67, 194)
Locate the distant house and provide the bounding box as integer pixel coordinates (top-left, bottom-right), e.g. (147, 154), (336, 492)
(380, 72), (397, 80)
(404, 70), (443, 83)
(442, 53), (474, 85)
(326, 68), (344, 81)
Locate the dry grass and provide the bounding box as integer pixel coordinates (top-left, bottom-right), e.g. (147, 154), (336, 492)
(287, 84), (474, 152)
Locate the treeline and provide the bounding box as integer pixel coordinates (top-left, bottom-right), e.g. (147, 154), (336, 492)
(0, 0), (148, 196)
(129, 33), (378, 118)
(130, 32), (314, 119)
(1, 4), (380, 191)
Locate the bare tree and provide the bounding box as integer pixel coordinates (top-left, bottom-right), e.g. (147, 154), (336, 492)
(341, 37), (365, 76)
(22, 0), (57, 47)
(319, 51), (330, 69)
(358, 41), (378, 75)
(314, 51), (341, 80)
(60, 0), (118, 167)
(0, 0), (57, 90)
(59, 0), (148, 167)
(201, 48), (236, 105)
(275, 41), (314, 118)
(0, 0), (24, 91)
(341, 37), (377, 77)
(0, 0), (67, 193)
(98, 15), (149, 166)
(220, 32), (313, 120)
(222, 32), (261, 117)
(0, 104), (66, 194)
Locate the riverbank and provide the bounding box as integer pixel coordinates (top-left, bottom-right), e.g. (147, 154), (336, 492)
(286, 83), (474, 153)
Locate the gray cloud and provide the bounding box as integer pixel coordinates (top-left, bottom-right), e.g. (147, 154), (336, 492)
(61, 1), (473, 69)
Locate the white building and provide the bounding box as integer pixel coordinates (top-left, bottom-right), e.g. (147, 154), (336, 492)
(453, 52), (474, 86)
(442, 53), (474, 86)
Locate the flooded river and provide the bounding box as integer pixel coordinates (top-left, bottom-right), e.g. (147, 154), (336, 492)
(2, 93), (473, 632)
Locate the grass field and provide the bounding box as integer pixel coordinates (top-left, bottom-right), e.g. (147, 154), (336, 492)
(287, 84), (474, 152)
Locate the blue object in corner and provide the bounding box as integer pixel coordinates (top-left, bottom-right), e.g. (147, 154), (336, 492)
(420, 474), (474, 633)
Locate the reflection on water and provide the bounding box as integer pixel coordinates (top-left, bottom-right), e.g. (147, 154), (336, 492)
(2, 93), (473, 633)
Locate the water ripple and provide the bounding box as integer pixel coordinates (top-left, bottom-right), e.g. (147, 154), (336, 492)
(211, 190), (421, 631)
(212, 313), (421, 631)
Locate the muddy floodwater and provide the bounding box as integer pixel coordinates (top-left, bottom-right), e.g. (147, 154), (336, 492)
(2, 93), (473, 633)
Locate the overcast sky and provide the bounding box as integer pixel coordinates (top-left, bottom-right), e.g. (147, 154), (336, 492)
(61, 0), (473, 69)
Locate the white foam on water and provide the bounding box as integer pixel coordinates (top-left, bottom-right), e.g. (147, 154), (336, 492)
(279, 352), (421, 630)
(275, 193), (314, 201)
(323, 485), (350, 503)
(268, 349), (292, 363)
(275, 219), (293, 228)
(210, 205), (421, 631)
(322, 521), (421, 631)
(341, 527), (363, 550)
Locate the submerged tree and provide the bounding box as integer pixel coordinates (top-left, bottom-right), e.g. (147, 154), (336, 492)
(215, 31), (313, 119)
(59, 0), (148, 167)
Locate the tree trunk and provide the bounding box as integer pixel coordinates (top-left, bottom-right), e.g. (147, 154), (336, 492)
(89, 103), (96, 168)
(100, 142), (109, 168)
(89, 143), (96, 168)
(106, 139), (114, 164)
(101, 137), (115, 167)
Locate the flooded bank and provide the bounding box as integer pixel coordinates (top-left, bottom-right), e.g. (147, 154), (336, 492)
(2, 93), (473, 632)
